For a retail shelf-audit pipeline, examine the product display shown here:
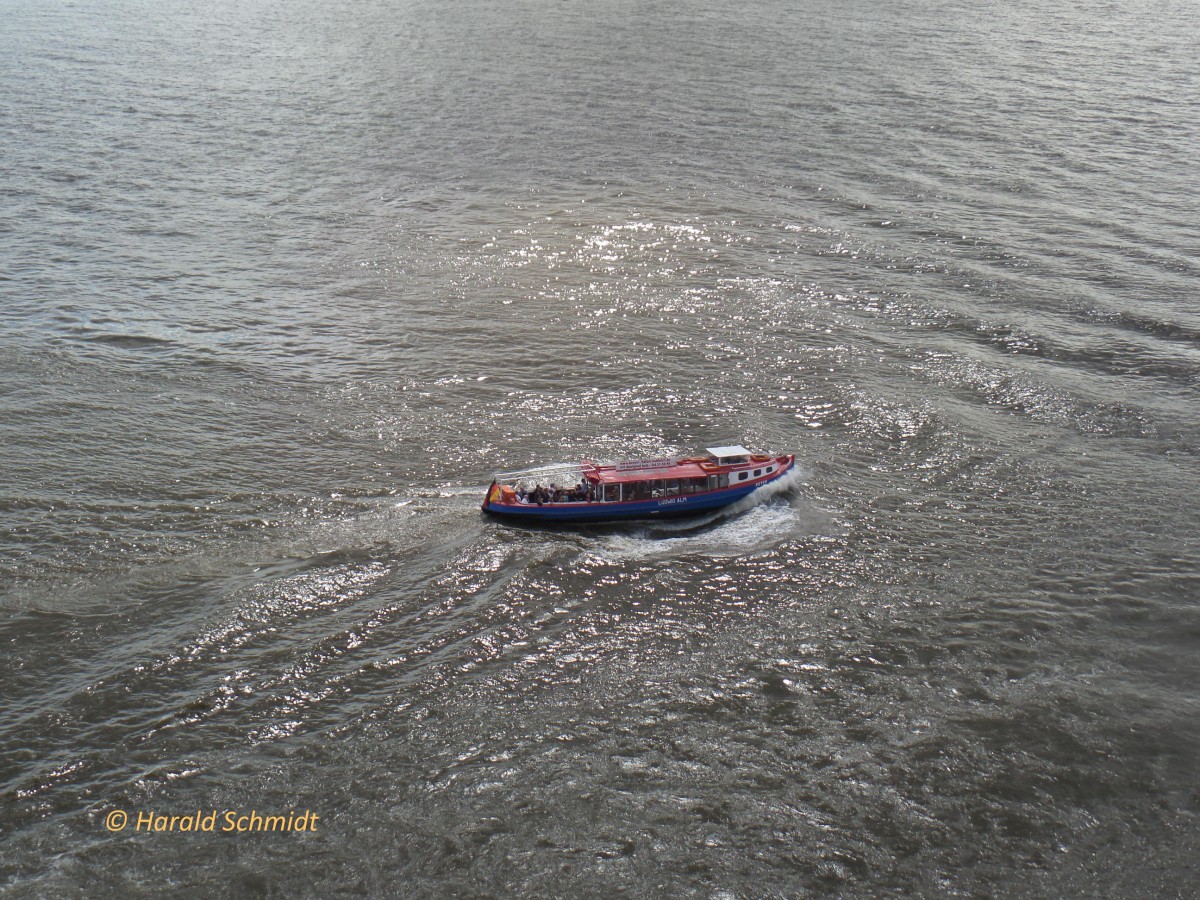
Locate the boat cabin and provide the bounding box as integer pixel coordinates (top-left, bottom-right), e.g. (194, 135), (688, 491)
(705, 445), (752, 464)
(488, 445), (787, 507)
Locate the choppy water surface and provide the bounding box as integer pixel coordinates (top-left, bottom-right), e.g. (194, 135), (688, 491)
(2, 0), (1199, 895)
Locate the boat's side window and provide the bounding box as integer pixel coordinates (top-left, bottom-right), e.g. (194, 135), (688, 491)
(738, 472), (748, 481)
(754, 469), (761, 477)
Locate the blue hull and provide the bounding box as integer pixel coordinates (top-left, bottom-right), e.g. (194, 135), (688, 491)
(482, 457), (794, 524)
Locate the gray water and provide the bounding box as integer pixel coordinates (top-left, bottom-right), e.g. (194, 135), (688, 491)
(3, 0), (1199, 895)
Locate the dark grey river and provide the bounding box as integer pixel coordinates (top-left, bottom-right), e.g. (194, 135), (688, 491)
(2, 0), (1199, 895)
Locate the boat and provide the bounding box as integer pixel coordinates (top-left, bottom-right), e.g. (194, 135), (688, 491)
(481, 445), (795, 523)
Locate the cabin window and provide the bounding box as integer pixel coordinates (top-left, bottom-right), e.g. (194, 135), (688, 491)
(754, 469), (761, 477)
(738, 472), (748, 481)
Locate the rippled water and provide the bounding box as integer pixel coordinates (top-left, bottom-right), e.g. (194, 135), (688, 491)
(3, 0), (1199, 895)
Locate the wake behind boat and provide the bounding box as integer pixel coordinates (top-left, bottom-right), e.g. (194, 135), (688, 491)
(481, 445), (795, 523)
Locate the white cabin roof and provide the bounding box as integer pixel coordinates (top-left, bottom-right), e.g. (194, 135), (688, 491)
(706, 445), (752, 458)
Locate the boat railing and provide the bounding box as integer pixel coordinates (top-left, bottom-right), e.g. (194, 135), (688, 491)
(491, 462), (586, 482)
